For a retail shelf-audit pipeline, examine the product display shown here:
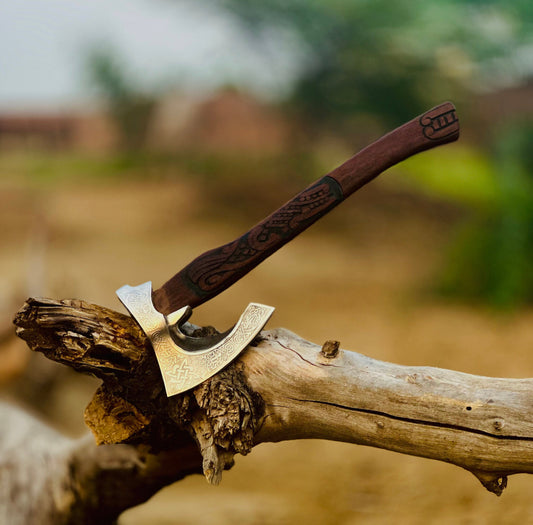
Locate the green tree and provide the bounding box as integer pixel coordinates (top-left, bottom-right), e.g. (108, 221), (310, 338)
(86, 48), (155, 151)
(440, 122), (533, 308)
(193, 0), (533, 129)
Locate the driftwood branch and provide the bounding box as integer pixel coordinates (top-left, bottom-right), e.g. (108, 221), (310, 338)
(0, 401), (201, 525)
(9, 296), (533, 522)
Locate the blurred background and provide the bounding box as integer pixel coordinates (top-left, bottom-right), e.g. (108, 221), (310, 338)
(1, 0), (533, 523)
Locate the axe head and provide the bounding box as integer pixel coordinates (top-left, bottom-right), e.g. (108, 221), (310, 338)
(116, 282), (274, 396)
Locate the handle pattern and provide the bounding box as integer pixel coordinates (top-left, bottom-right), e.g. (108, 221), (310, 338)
(153, 102), (459, 315)
(185, 176), (343, 296)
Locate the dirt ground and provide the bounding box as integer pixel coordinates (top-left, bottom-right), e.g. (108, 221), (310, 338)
(1, 165), (532, 524)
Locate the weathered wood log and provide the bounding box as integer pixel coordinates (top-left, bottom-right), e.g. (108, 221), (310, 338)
(0, 401), (202, 525)
(9, 296), (533, 522)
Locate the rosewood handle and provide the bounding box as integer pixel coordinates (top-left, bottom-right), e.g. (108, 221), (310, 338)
(153, 102), (459, 315)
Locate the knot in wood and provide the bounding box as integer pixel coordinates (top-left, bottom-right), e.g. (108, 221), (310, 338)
(193, 364), (263, 456)
(321, 340), (340, 358)
(493, 418), (505, 431)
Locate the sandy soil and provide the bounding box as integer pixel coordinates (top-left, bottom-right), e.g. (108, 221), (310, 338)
(1, 170), (532, 524)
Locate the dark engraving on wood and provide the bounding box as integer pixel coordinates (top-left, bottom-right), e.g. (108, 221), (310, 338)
(420, 106), (458, 141)
(185, 176), (344, 296)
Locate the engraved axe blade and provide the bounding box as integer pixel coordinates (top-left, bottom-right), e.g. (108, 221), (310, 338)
(117, 282), (274, 396)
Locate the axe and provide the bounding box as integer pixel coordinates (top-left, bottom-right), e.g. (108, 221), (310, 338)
(117, 102), (459, 396)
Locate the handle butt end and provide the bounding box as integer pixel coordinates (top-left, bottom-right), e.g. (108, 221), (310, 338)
(419, 101), (459, 145)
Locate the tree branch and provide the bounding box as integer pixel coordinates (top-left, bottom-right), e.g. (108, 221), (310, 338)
(9, 296), (533, 521)
(245, 328), (533, 495)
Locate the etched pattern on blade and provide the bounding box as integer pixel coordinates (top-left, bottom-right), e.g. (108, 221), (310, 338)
(116, 282), (274, 396)
(198, 304), (268, 373)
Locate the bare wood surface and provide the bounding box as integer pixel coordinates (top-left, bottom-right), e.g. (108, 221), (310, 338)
(9, 296), (533, 521)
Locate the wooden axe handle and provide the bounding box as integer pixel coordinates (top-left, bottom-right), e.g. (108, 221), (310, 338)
(153, 102), (459, 315)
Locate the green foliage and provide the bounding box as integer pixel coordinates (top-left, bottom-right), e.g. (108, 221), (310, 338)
(399, 122), (533, 309)
(438, 122), (533, 308)
(86, 48), (155, 151)
(196, 0), (533, 129)
(0, 149), (321, 214)
(400, 147), (499, 208)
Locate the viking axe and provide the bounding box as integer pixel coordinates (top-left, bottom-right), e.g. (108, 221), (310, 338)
(117, 101), (459, 396)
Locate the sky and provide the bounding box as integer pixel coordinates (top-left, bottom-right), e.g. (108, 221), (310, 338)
(0, 0), (297, 111)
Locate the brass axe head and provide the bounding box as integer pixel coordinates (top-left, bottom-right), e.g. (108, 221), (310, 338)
(117, 281), (274, 396)
(116, 102), (460, 397)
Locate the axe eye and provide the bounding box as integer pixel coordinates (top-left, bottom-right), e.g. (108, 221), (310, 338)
(165, 305), (192, 328)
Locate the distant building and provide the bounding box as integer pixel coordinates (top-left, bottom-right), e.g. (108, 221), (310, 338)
(0, 91), (290, 155)
(0, 114), (76, 150)
(0, 112), (117, 153)
(2, 82), (532, 153)
(471, 79), (533, 140)
(147, 89), (291, 154)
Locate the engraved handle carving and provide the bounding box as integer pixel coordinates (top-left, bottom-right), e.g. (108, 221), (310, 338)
(153, 102), (459, 315)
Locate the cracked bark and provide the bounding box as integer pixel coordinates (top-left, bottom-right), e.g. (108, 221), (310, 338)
(6, 297), (533, 522)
